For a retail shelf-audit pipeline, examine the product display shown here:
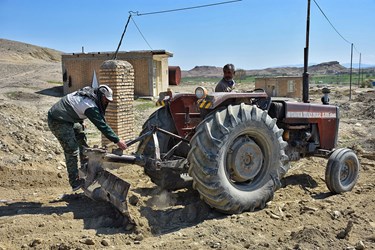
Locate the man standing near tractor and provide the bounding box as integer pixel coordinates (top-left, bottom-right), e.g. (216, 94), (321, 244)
(215, 63), (236, 92)
(47, 85), (127, 191)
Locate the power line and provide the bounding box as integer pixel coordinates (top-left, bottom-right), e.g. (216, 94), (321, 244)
(312, 0), (352, 45)
(131, 16), (153, 50)
(353, 44), (360, 54)
(113, 0), (242, 57)
(130, 0), (242, 16)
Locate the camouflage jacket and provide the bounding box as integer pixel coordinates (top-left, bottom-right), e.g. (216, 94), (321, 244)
(48, 92), (119, 143)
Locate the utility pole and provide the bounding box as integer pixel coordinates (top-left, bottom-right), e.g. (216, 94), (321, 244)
(349, 43), (353, 100)
(358, 53), (361, 87)
(303, 0), (311, 103)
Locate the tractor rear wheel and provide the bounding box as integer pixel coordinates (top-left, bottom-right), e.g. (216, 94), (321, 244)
(188, 104), (289, 213)
(325, 148), (360, 193)
(136, 107), (190, 190)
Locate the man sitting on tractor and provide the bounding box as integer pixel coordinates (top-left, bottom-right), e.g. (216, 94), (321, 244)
(215, 63), (236, 92)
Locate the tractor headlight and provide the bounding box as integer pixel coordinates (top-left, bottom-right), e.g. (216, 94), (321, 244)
(195, 87), (208, 99)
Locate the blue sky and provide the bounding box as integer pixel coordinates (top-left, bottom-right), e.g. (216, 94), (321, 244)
(0, 0), (374, 70)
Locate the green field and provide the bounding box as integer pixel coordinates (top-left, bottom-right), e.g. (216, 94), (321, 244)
(181, 75), (257, 85)
(182, 73), (374, 87)
(310, 73), (368, 85)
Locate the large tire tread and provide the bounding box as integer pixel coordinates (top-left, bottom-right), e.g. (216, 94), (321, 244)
(136, 107), (190, 190)
(188, 104), (289, 213)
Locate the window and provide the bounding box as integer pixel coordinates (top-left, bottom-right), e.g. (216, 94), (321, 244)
(288, 80), (295, 93)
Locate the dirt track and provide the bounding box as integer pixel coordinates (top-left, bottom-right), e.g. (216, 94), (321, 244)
(0, 49), (375, 249)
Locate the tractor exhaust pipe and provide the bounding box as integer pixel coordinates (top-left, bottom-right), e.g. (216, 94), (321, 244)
(303, 48), (309, 103)
(303, 0), (311, 103)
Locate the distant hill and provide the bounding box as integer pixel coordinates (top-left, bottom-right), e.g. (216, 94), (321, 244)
(182, 66), (223, 78)
(0, 38), (62, 63)
(182, 61), (359, 78)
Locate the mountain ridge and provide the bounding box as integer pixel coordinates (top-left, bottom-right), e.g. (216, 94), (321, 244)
(182, 61), (353, 78)
(1, 39), (373, 78)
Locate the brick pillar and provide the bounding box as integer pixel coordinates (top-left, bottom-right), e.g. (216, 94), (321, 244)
(99, 60), (134, 152)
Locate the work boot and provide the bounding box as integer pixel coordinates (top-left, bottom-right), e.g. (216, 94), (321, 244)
(71, 178), (85, 192)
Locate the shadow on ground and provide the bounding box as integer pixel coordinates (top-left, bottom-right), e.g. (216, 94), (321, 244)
(0, 187), (225, 236)
(282, 173), (318, 189)
(281, 173), (333, 199)
(35, 85), (63, 97)
(0, 193), (129, 235)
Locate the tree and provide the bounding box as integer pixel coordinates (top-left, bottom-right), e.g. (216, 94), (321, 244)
(234, 69), (246, 82)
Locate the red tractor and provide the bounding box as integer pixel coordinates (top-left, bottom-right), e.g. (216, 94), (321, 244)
(82, 86), (360, 215)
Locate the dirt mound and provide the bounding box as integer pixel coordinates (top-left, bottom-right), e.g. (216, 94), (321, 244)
(290, 226), (330, 249)
(0, 103), (63, 172)
(0, 38), (62, 63)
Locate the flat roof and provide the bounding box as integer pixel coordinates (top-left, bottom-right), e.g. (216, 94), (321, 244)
(62, 50), (173, 57)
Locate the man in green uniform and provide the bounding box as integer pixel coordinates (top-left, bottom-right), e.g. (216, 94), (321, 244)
(48, 85), (127, 191)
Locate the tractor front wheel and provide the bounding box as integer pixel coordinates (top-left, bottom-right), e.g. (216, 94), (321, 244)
(325, 148), (360, 193)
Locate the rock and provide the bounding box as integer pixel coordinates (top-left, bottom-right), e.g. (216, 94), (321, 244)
(212, 242), (221, 248)
(345, 207), (355, 216)
(332, 210), (342, 219)
(38, 222), (45, 227)
(125, 223), (134, 231)
(57, 173), (63, 178)
(20, 154), (31, 161)
(355, 241), (365, 250)
(101, 239), (110, 246)
(30, 238), (42, 247)
(129, 195), (140, 206)
(80, 238), (95, 245)
(337, 220), (354, 239)
(354, 123), (362, 127)
(294, 243), (301, 250)
(21, 244), (28, 249)
(51, 243), (71, 250)
(259, 242), (270, 247)
(134, 241), (141, 245)
(302, 205), (318, 212)
(337, 231), (347, 239)
(135, 234), (144, 241)
(269, 213), (280, 220)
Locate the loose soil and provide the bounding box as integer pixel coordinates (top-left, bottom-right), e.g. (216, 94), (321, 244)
(0, 49), (374, 250)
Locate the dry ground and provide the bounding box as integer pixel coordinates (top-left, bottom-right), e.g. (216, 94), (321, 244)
(0, 57), (374, 250)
